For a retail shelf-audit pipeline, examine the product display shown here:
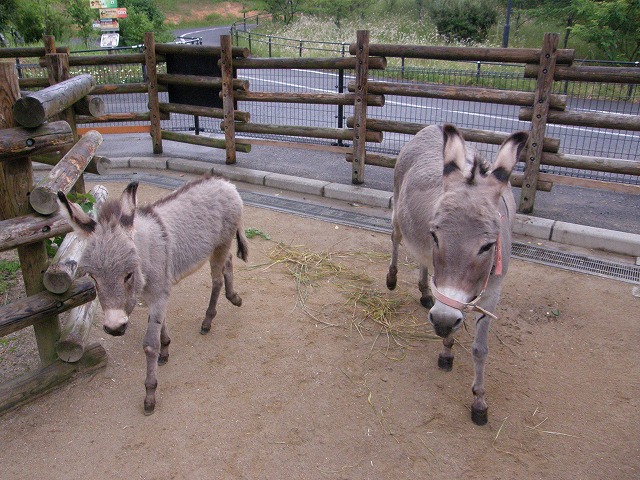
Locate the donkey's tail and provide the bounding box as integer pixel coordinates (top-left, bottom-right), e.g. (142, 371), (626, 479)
(236, 227), (249, 262)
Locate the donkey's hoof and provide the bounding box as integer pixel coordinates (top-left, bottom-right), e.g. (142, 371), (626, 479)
(200, 326), (210, 335)
(471, 406), (488, 425)
(420, 295), (434, 309)
(438, 354), (454, 371)
(228, 295), (242, 307)
(386, 273), (397, 291)
(144, 403), (155, 416)
(158, 354), (169, 365)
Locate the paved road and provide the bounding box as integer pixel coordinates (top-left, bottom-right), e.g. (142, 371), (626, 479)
(97, 133), (640, 236)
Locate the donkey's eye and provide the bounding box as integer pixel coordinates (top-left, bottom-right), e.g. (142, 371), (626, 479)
(430, 231), (439, 247)
(124, 272), (134, 283)
(478, 242), (495, 254)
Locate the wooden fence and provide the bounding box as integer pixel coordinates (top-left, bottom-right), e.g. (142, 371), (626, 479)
(3, 31), (638, 212)
(0, 40), (109, 414)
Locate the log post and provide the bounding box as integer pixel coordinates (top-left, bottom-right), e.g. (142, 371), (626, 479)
(220, 34), (237, 164)
(51, 185), (108, 363)
(351, 30), (370, 185)
(144, 32), (162, 154)
(30, 130), (103, 215)
(0, 60), (61, 365)
(12, 73), (95, 128)
(518, 33), (559, 214)
(45, 53), (76, 134)
(73, 96), (106, 118)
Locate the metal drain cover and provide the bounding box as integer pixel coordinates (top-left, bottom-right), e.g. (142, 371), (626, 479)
(512, 243), (640, 284)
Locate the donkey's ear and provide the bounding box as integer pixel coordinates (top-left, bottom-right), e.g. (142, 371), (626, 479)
(57, 191), (97, 237)
(490, 131), (529, 186)
(442, 124), (472, 183)
(118, 181), (138, 228)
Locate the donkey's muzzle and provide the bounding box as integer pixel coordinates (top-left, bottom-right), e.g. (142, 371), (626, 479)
(104, 323), (128, 336)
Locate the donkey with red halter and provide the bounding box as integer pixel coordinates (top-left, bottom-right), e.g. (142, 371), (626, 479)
(58, 175), (249, 415)
(386, 124), (528, 425)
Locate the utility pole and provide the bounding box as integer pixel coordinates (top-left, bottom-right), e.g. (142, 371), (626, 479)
(502, 0), (513, 48)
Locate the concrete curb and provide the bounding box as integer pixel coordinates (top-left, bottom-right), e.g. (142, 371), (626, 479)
(33, 158), (640, 259)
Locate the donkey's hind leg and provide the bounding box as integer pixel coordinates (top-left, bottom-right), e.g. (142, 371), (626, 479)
(200, 245), (230, 335)
(418, 266), (434, 309)
(386, 222), (402, 290)
(223, 252), (242, 307)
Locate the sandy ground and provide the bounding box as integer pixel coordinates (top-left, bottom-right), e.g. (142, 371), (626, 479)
(0, 180), (639, 480)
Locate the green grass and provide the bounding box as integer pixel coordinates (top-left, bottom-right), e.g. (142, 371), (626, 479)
(0, 259), (21, 298)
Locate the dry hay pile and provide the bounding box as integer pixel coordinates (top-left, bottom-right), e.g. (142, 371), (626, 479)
(261, 242), (440, 357)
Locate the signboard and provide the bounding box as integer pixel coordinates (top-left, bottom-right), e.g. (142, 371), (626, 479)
(99, 18), (119, 31)
(90, 0), (117, 8)
(100, 8), (127, 19)
(166, 53), (230, 109)
(100, 33), (120, 48)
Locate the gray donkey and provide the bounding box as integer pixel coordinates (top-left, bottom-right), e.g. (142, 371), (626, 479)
(58, 175), (249, 415)
(386, 124), (528, 425)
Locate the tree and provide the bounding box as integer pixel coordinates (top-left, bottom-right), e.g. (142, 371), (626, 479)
(67, 0), (97, 47)
(311, 0), (367, 27)
(264, 0), (306, 25)
(527, 0), (580, 49)
(526, 0), (640, 61)
(0, 0), (19, 40)
(118, 0), (172, 46)
(572, 0), (640, 61)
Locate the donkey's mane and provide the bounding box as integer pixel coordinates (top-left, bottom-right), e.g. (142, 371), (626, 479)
(148, 174), (221, 210)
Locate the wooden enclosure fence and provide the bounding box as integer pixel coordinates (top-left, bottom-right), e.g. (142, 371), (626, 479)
(0, 38), (109, 414)
(3, 31), (637, 212)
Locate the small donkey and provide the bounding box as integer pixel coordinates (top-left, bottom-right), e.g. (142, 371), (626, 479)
(58, 175), (249, 415)
(386, 124), (528, 425)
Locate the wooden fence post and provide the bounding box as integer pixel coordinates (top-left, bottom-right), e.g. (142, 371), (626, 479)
(351, 30), (370, 185)
(0, 60), (61, 365)
(220, 34), (236, 164)
(144, 32), (162, 154)
(518, 33), (559, 213)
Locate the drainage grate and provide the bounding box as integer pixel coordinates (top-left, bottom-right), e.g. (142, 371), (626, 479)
(512, 243), (640, 284)
(90, 173), (640, 285)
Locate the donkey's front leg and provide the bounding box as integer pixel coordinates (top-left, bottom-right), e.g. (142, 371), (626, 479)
(471, 314), (491, 425)
(158, 322), (171, 365)
(418, 266), (434, 309)
(438, 335), (455, 371)
(142, 299), (168, 415)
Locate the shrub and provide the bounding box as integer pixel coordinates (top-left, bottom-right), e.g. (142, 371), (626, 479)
(427, 0), (498, 43)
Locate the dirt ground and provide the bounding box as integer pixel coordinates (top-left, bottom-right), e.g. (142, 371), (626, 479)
(0, 181), (639, 480)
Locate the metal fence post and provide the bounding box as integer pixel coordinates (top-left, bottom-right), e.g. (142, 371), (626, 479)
(268, 35), (272, 57)
(299, 40), (303, 57)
